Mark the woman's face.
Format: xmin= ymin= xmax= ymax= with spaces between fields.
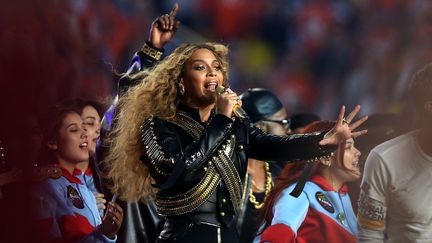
xmin=50 ymin=112 xmax=89 ymax=164
xmin=81 ymin=105 xmax=101 ymax=155
xmin=336 ymin=138 xmax=362 ymax=182
xmin=181 ymin=48 xmax=224 ymax=108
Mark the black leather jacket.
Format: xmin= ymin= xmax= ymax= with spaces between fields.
xmin=105 ymin=43 xmax=335 ymax=241
xmin=140 ymin=104 xmax=334 ymax=239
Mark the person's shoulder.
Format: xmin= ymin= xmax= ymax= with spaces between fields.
xmin=303 ymin=180 xmax=325 ymax=195
xmin=140 ymin=116 xmax=175 ymax=137
xmin=141 ymin=115 xmax=171 ymax=126
xmin=278 ymin=184 xmax=298 ymax=200
xmin=279 ymin=182 xmax=317 ymax=199
xmin=31 ymin=167 xmax=66 ymax=198
xmin=31 ymin=164 xmax=62 ymax=183
xmin=371 ymin=131 xmax=417 ymax=156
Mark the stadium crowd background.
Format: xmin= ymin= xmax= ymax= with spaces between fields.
xmin=3 ymin=0 xmax=432 ymax=117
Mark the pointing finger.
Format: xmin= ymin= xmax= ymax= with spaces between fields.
xmin=170 ymin=3 xmax=179 ymax=17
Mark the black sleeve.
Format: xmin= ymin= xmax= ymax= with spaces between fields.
xmin=248 ymin=127 xmax=337 ymax=162
xmin=118 ymin=41 xmax=165 ymax=96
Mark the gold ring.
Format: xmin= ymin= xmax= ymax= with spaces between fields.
xmin=342 ymin=118 xmax=349 ymax=125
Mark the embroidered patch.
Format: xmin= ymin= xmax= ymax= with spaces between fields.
xmin=315 ymin=191 xmax=335 ymax=213
xmin=67 ymin=185 xmax=84 ymax=209
xmin=357 ymin=191 xmax=386 ymax=229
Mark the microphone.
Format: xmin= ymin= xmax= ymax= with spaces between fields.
xmin=104 ymin=194 xmax=117 ymax=217
xmin=216 ymin=86 xmax=248 ymax=120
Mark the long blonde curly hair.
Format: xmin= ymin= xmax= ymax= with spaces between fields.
xmin=105 ymin=43 xmax=229 ymax=202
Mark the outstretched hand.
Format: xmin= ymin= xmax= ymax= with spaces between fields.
xmin=319 ymin=105 xmax=368 ymax=146
xmin=149 ymin=3 xmax=180 ymax=49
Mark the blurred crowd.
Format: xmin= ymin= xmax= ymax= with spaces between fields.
xmin=2 ymin=0 xmax=432 ymax=118
xmin=156 ymin=0 xmax=432 ymax=117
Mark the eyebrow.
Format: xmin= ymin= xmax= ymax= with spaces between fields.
xmin=82 ymin=116 xmax=97 ymax=121
xmin=190 ymin=59 xmax=219 ymax=64
xmin=66 ymin=123 xmax=79 ymax=128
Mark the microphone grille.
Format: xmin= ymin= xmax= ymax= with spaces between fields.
xmin=215 ymin=86 xmax=226 ymax=95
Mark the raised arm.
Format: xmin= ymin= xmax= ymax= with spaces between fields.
xmin=97 ymin=3 xmax=181 ymax=198
xmin=118 ymin=3 xmax=180 ymax=96
xmin=99 ymin=3 xmax=181 ymax=155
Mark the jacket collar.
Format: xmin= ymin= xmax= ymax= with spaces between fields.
xmin=75 ymin=167 xmax=93 ymax=176
xmin=177 ymin=103 xmax=215 ymax=124
xmin=84 ymin=167 xmax=92 ymax=176
xmin=60 ymin=166 xmax=83 ymax=184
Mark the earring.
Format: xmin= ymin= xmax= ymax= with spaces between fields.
xmin=178 ymin=83 xmax=185 ymax=95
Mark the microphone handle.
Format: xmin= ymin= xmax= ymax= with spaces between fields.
xmin=233 ymin=104 xmax=247 ymax=120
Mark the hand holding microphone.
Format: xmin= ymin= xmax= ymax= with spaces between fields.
xmin=215 ymin=86 xmax=247 ymax=120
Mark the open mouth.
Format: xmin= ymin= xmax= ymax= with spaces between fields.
xmin=204 ymin=81 xmax=218 ymax=92
xmin=79 ymin=142 xmax=88 ymax=148
xmin=352 ymin=160 xmax=359 ymax=168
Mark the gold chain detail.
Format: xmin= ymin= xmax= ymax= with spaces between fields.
xmin=211 ymin=136 xmax=242 ymax=213
xmin=154 ymin=111 xmax=242 ymax=214
xmin=141 ymin=43 xmax=163 ymax=60
xmin=170 ymin=111 xmax=204 ymax=138
xmin=249 ymin=162 xmax=273 ymax=209
xmin=155 ymin=165 xmax=221 ymax=216
xmin=141 ymin=117 xmax=174 ymax=176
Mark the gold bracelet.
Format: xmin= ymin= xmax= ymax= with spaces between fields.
xmin=141 ymin=43 xmax=163 ymax=61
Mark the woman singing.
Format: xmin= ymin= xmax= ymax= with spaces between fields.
xmin=105 ymin=29 xmax=367 ymax=242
